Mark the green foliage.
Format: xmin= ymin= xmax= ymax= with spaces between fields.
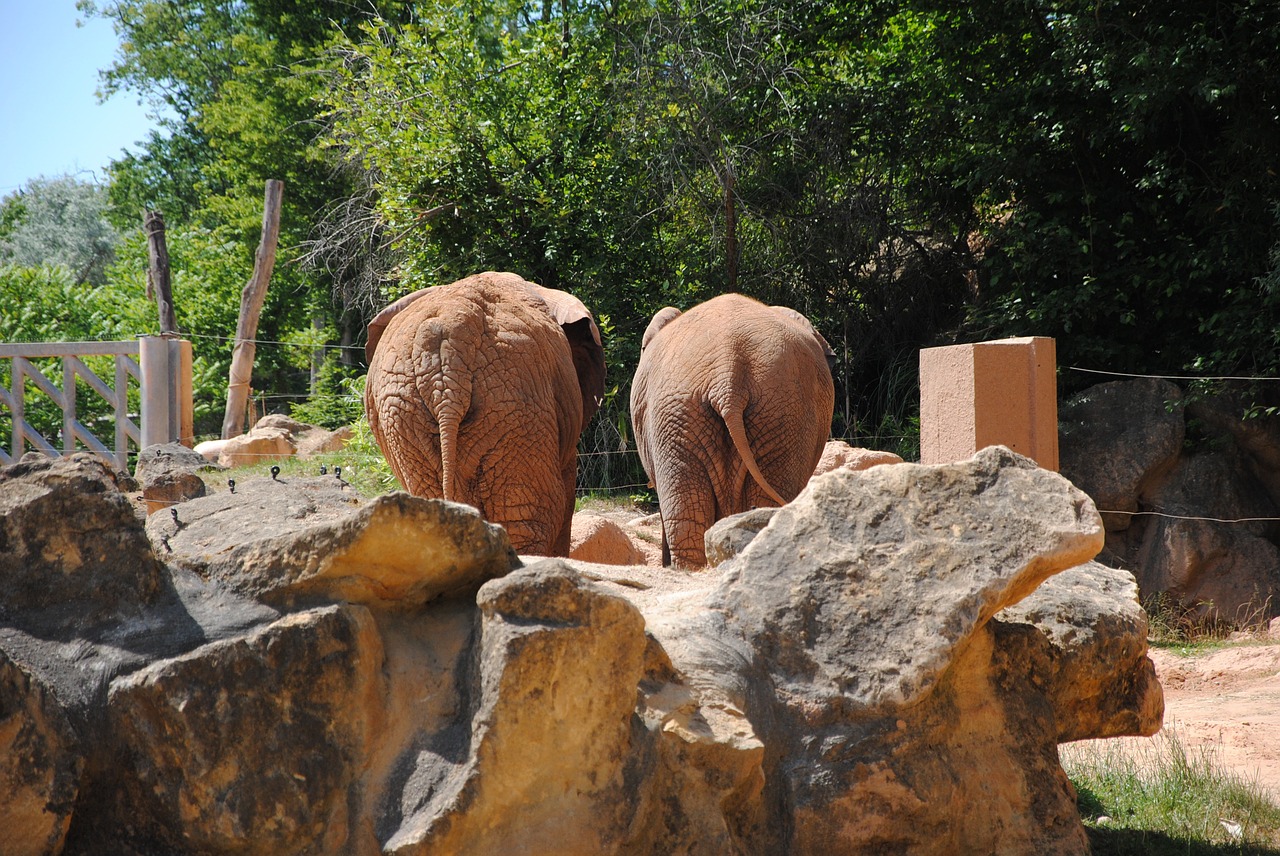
xmin=0 ymin=176 xmax=122 ymax=285
xmin=43 ymin=0 xmax=1280 ymax=493
xmin=0 ymin=264 xmax=153 ymax=442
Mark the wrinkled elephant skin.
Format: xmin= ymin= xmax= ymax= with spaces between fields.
xmin=365 ymin=272 xmax=605 ymax=557
xmin=630 ymin=293 xmax=835 ymax=567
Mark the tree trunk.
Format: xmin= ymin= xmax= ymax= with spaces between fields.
xmin=144 ymin=210 xmax=178 ymax=336
xmin=724 ymin=157 xmax=738 ymax=291
xmin=221 ymin=180 xmax=285 ymax=439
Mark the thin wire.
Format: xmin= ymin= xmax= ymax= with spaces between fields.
xmin=1067 ymin=366 xmax=1280 ymax=383
xmin=1095 ymin=508 xmax=1280 ymax=524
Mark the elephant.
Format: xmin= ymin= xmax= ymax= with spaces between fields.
xmin=364 ymin=271 xmax=605 ymax=556
xmin=630 ymin=293 xmax=835 ymax=568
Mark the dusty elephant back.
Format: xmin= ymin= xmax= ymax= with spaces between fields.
xmin=364 ymin=273 xmax=584 ymax=555
xmin=631 ymin=293 xmax=835 ymax=566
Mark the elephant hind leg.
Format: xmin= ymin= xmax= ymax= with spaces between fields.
xmin=657 ymin=470 xmax=718 ymax=569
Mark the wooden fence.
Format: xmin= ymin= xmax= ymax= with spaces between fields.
xmin=0 ymin=337 xmax=193 ymax=472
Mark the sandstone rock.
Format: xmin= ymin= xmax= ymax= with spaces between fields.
xmin=385 ymin=561 xmax=648 ymax=855
xmin=0 ymin=443 xmax=1157 ymax=855
xmin=0 ymin=650 xmax=81 ymax=856
xmin=997 ymin=560 xmax=1164 ymax=742
xmin=707 ymin=445 xmax=1105 ymax=854
xmin=704 ymin=507 xmax=777 ymax=568
xmin=570 ymin=512 xmax=652 ymax=565
xmin=148 ymin=480 xmax=518 ymax=609
xmin=1059 ymin=378 xmax=1184 ymax=530
xmin=253 ymin=413 xmax=312 ymax=434
xmin=106 ymin=604 xmax=385 ymax=855
xmin=718 ymin=445 xmax=1104 ymax=711
xmin=812 ymin=440 xmax=904 ymax=477
xmin=214 ymin=426 xmax=296 ymax=468
xmin=193 ymin=436 xmax=230 ymax=464
xmin=295 ymin=424 xmax=354 ymax=458
xmin=0 ymin=453 xmax=167 ymax=629
xmin=135 ymin=442 xmax=219 ymax=515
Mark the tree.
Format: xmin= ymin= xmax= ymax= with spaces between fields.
xmin=0 ymin=176 xmax=122 ymax=285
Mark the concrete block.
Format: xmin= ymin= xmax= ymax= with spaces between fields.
xmin=919 ymin=337 xmax=1058 ymax=470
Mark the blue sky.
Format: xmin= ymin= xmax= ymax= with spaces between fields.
xmin=0 ymin=2 xmax=170 ymax=195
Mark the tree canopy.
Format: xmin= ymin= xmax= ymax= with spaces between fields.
xmin=11 ymin=0 xmax=1279 ymax=457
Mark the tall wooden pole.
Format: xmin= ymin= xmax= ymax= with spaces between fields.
xmin=144 ymin=210 xmax=178 ymax=336
xmin=221 ymin=179 xmax=285 ymax=439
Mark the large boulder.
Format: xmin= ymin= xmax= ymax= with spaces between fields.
xmin=1061 ymin=378 xmax=1280 ymax=623
xmin=1059 ymin=378 xmax=1184 ymax=531
xmin=0 ymin=453 xmax=167 ymax=630
xmin=147 ymin=478 xmax=518 ymax=609
xmin=134 ymin=442 xmax=219 ymax=515
xmin=104 ymin=604 xmax=385 ymax=855
xmin=0 ymin=446 xmax=1158 ymax=855
xmin=0 ymin=650 xmax=82 ymax=856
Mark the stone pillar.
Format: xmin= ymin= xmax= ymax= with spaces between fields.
xmin=919 ymin=336 xmax=1058 ymax=471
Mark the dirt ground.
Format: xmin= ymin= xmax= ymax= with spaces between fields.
xmin=1065 ymin=642 xmax=1280 ymax=799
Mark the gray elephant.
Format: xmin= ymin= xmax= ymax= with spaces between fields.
xmin=364 ymin=271 xmax=605 ymax=556
xmin=630 ymin=293 xmax=835 ymax=567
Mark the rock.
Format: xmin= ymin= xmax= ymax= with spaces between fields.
xmin=997 ymin=561 xmax=1164 ymax=742
xmin=253 ymin=413 xmax=312 ymax=434
xmin=194 ymin=418 xmax=353 ymax=469
xmin=148 ymin=480 xmax=518 ymax=609
xmin=0 ymin=443 xmax=1156 ymax=855
xmin=192 ymin=436 xmax=231 ymax=464
xmin=214 ymin=426 xmax=296 ymax=468
xmin=1131 ymin=451 xmax=1280 ymax=622
xmin=704 ymin=507 xmax=778 ymax=568
xmin=135 ymin=442 xmax=219 ymax=515
xmin=385 ymin=561 xmax=648 ymax=854
xmin=718 ymin=445 xmax=1104 ymax=710
xmin=707 ymin=445 xmax=1105 ymax=854
xmin=0 ymin=650 xmax=81 ymax=856
xmin=569 ymin=512 xmax=652 ymax=565
xmin=0 ymin=453 xmax=167 ymax=629
xmin=295 ymin=424 xmax=354 ymax=458
xmin=812 ymin=440 xmax=904 ymax=477
xmin=105 ymin=604 xmax=385 ymax=855
xmin=1059 ymin=378 xmax=1184 ymax=530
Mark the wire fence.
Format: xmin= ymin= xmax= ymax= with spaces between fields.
xmin=8 ymin=330 xmax=1280 ymax=518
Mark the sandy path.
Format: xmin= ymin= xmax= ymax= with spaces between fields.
xmin=1064 ymin=643 xmax=1280 ymax=798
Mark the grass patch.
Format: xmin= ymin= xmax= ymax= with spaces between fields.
xmin=198 ymin=419 xmax=401 ymax=499
xmin=1144 ymin=591 xmax=1278 ymax=657
xmin=1064 ymin=728 xmax=1280 ymax=855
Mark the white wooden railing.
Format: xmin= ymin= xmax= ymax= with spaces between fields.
xmin=0 ymin=337 xmax=193 ymax=471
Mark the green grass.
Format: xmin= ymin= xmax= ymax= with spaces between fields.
xmin=197 ymin=419 xmax=400 ymax=499
xmin=1065 ymin=728 xmax=1280 ymax=855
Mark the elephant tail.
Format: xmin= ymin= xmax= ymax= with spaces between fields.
xmin=718 ymin=399 xmax=788 ymax=507
xmin=436 ymin=404 xmax=463 ymax=502
xmin=426 ymin=329 xmax=472 ymax=504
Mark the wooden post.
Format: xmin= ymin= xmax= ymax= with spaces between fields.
xmin=221 ymin=179 xmax=284 ymax=439
xmin=144 ymin=211 xmax=178 ymax=336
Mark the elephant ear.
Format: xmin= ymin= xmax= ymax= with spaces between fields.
xmin=524 ymin=283 xmax=607 ymax=427
xmin=641 ymin=306 xmax=682 ymax=351
xmin=365 ymin=288 xmax=433 ymax=363
xmin=772 ymin=305 xmax=836 ymax=370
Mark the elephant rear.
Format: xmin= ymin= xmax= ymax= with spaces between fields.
xmin=365 ymin=273 xmax=597 ymax=556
